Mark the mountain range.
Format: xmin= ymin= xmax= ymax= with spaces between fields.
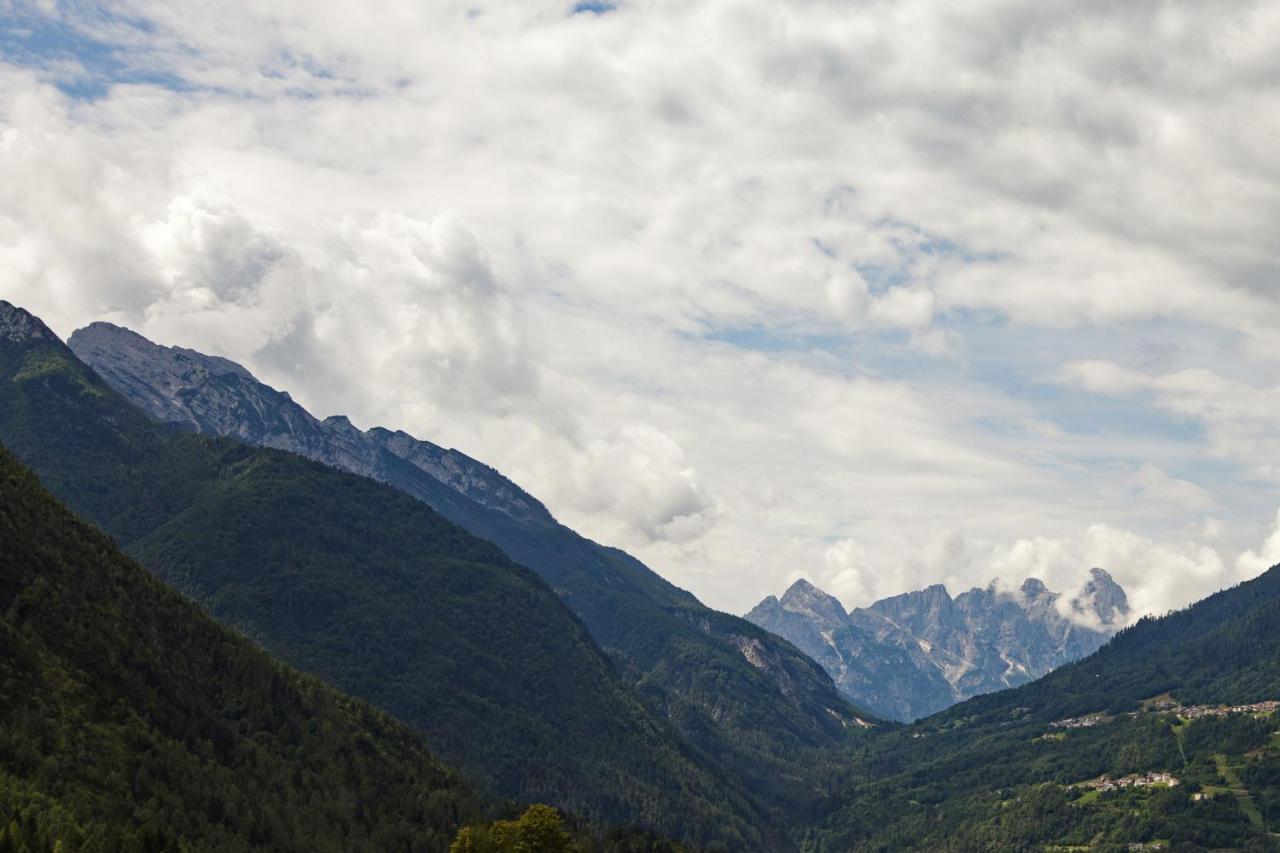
xmin=747 ymin=572 xmax=1130 ymax=721
xmin=65 ymin=320 xmax=867 ymax=825
xmin=0 ymin=301 xmax=767 ymax=848
xmin=3 ymin=298 xmax=1279 ymax=851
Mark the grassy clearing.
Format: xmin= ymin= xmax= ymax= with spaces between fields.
xmin=1214 ymin=754 xmax=1265 ymax=831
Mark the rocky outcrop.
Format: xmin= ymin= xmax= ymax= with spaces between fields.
xmin=68 ymin=322 xmax=552 ymax=529
xmin=0 ymin=300 xmax=61 ymax=345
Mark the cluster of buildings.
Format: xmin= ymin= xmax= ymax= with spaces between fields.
xmin=1049 ymin=713 xmax=1106 ymax=729
xmin=1082 ymin=772 xmax=1179 ymax=792
xmin=1050 ymin=699 xmax=1280 ymax=731
xmin=1175 ymin=699 xmax=1280 ymax=720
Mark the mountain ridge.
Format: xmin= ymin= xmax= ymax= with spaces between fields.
xmin=0 ymin=300 xmax=766 ymax=848
xmin=66 ymin=316 xmax=870 ymax=823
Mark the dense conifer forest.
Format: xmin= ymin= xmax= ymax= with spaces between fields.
xmin=0 ymin=443 xmax=481 ymax=851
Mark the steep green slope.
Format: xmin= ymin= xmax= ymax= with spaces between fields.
xmin=66 ymin=320 xmax=869 ymax=822
xmin=0 ymin=442 xmax=479 ymax=851
xmin=460 ymin=518 xmax=867 ymax=814
xmin=802 ymin=567 xmax=1280 ymax=851
xmin=0 ymin=303 xmax=762 ymax=849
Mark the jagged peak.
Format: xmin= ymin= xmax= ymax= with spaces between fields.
xmin=784 ymin=578 xmax=820 ymax=595
xmin=1077 ymin=566 xmax=1130 ymax=625
xmin=744 ymin=594 xmax=782 ymax=618
xmin=0 ymin=300 xmax=61 ymax=346
xmin=72 ymin=320 xmax=149 ymax=344
xmin=324 ymin=414 xmax=357 ymax=430
xmin=1020 ymin=577 xmax=1050 ymax=597
xmin=922 ymin=582 xmax=951 ymax=599
xmin=779 ymin=578 xmax=848 ymax=623
xmin=70 ymin=322 xmax=253 ymax=381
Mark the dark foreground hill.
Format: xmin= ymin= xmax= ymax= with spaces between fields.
xmin=66 ymin=319 xmax=869 ymax=820
xmin=0 ymin=442 xmax=480 ymax=851
xmin=801 ymin=565 xmax=1280 ymax=851
xmin=0 ymin=302 xmax=762 ymax=849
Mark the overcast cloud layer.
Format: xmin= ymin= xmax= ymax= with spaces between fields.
xmin=3 ymin=0 xmax=1280 ymax=617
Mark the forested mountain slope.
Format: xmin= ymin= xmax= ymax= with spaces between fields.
xmin=801 ymin=565 xmax=1280 ymax=851
xmin=0 ymin=442 xmax=479 ymax=851
xmin=0 ymin=301 xmax=763 ymax=849
xmin=67 ymin=320 xmax=868 ymax=818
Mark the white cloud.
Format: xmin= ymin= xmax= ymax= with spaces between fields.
xmin=3 ymin=0 xmax=1280 ymax=614
xmin=811 ymin=520 xmax=1269 ymax=624
xmin=1134 ymin=464 xmax=1214 ymax=511
xmin=1059 ymin=360 xmax=1280 ymax=482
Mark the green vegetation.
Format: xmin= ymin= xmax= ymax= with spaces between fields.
xmin=0 ymin=311 xmax=761 ymax=848
xmin=451 ymin=805 xmax=579 ymax=853
xmin=0 ymin=442 xmax=480 ymax=850
xmin=457 ymin=509 xmax=868 ymax=823
xmin=448 ymin=805 xmax=693 ymax=853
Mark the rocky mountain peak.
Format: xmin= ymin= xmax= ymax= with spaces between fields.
xmin=1020 ymin=577 xmax=1051 ymax=599
xmin=1075 ymin=567 xmax=1130 ymax=627
xmin=70 ymin=322 xmax=253 ymax=381
xmin=69 ymin=322 xmax=562 ymax=530
xmin=323 ymin=414 xmax=358 ymax=432
xmin=779 ymin=579 xmax=848 ymax=627
xmin=73 ymin=321 xmax=150 ymax=349
xmin=0 ymin=301 xmax=61 ymax=345
xmin=921 ymin=582 xmax=952 ymax=603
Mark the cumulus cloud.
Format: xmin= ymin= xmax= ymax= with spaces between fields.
xmin=3 ymin=0 xmax=1280 ymax=613
xmin=552 ymin=424 xmax=717 ymax=545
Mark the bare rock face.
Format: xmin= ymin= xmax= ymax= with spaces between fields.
xmin=747 ymin=571 xmax=1130 ymax=722
xmin=68 ymin=322 xmax=555 ymax=529
xmin=0 ymin=300 xmax=61 ymax=345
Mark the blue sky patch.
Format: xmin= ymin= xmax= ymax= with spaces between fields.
xmin=570 ymin=1 xmax=618 ymax=15
xmin=0 ymin=9 xmax=188 ymax=100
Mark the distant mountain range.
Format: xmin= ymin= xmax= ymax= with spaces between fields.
xmin=747 ymin=570 xmax=1130 ymax=721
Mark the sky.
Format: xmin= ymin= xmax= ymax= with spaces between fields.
xmin=2 ymin=0 xmax=1280 ymax=619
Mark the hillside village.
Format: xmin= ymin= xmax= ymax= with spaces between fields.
xmin=1050 ymin=699 xmax=1280 ymax=732
xmin=1082 ymin=772 xmax=1179 ymax=792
